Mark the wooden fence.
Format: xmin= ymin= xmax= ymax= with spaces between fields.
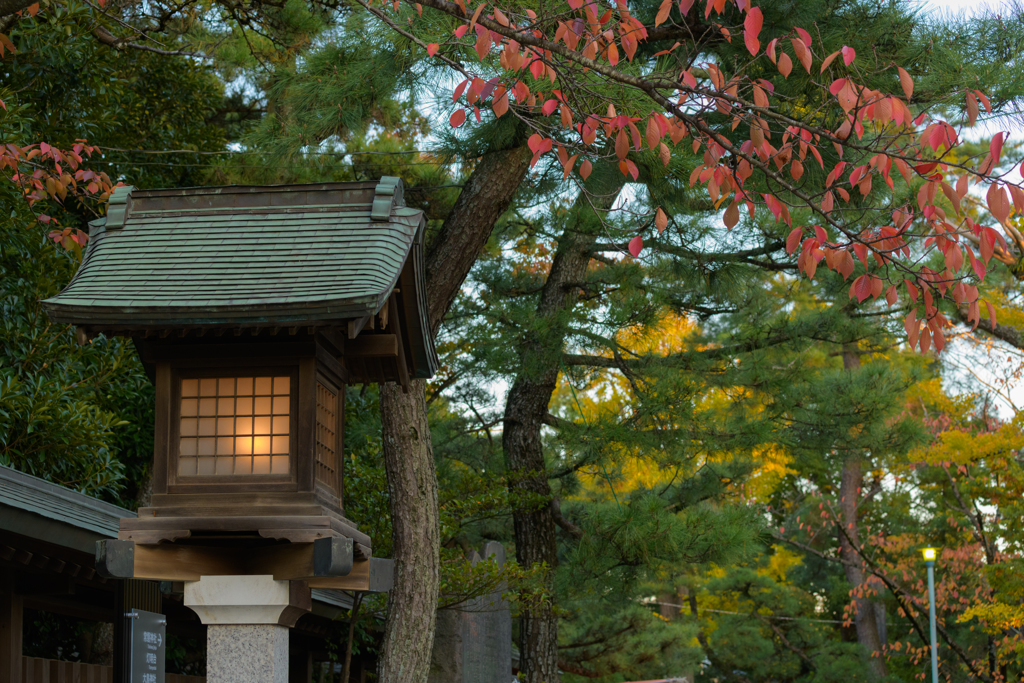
xmin=21 ymin=657 xmax=206 ymax=683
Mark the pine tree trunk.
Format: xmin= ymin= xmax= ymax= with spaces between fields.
xmin=839 ymin=348 xmax=887 ymax=678
xmin=377 ymin=144 xmax=531 ymax=683
xmin=379 ymin=379 xmax=440 ymax=683
xmin=503 ymin=231 xmax=593 ymax=683
xmin=502 ymin=180 xmax=623 ymax=683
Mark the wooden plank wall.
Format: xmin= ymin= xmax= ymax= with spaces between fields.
xmin=21 ymin=657 xmax=206 ymax=683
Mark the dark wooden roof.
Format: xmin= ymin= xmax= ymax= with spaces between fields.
xmin=41 ymin=177 xmax=437 ymax=379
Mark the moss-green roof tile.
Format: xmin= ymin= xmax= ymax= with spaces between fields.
xmin=42 ymin=179 xmax=426 ymax=328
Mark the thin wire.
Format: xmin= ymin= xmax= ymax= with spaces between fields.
xmin=98 ymin=146 xmax=440 ymax=157
xmin=559 ymin=359 xmax=622 ymax=511
xmin=653 ymin=601 xmax=845 ymax=624
xmin=84 ymin=160 xmax=448 ymax=169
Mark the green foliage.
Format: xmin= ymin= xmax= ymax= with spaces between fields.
xmin=0 ymin=222 xmax=152 ymax=502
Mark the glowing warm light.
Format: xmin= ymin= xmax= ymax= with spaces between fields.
xmin=921 ymin=547 xmax=938 ymax=561
xmin=178 ymin=376 xmax=290 ymax=477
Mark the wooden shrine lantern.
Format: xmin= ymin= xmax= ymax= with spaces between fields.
xmin=42 ymin=178 xmax=437 ymax=592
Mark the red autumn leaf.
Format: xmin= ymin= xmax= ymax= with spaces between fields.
xmin=967 ymin=246 xmax=986 ymax=281
xmin=450 ymin=109 xmax=467 ymax=127
xmin=427 ymin=43 xmax=439 ymax=56
xmin=966 ymin=91 xmax=978 ymax=126
xmin=898 ymin=67 xmax=913 ymax=100
xmin=987 ymin=183 xmax=1011 ymax=226
xmin=985 ymin=300 xmax=998 ymax=328
xmin=615 ymin=129 xmax=629 ymax=161
xmin=849 ymin=274 xmax=872 ymax=302
xmin=819 ymin=50 xmax=840 ymax=73
xmin=580 ymin=159 xmax=593 ymax=180
xmin=724 ymin=201 xmax=739 ymax=229
xmin=655 ymin=207 xmax=668 ymax=234
xmin=654 ymin=0 xmax=672 ymax=27
xmin=795 ymin=26 xmax=812 ymax=46
xmin=976 ymin=89 xmax=992 ymax=113
xmin=786 ymin=227 xmax=803 ymax=254
xmin=841 ymin=45 xmax=855 ymax=65
xmin=454 ymin=24 xmax=469 ymax=38
xmin=791 ymin=37 xmax=812 ymax=73
xmin=990 ymin=131 xmax=1004 ymax=168
xmin=778 ymin=52 xmax=793 ymax=78
xmin=646 ymin=117 xmax=661 ymax=150
xmin=743 ymin=7 xmax=762 ymax=56
xmin=619 ymin=159 xmax=639 ymax=180
xmin=836 ymin=249 xmax=854 ymax=280
xmin=493 ymin=90 xmax=509 ymax=117
xmin=905 ymin=309 xmax=919 ymax=348
xmin=628 ymin=234 xmax=643 ymax=257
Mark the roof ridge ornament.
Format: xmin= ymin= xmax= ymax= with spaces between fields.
xmin=106 ymin=185 xmax=136 ymax=230
xmin=370 ymin=176 xmax=404 ymax=222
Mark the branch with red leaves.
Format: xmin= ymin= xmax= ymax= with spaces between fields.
xmin=1 ymin=141 xmax=118 ymax=254
xmin=362 ymin=0 xmax=1022 ymax=357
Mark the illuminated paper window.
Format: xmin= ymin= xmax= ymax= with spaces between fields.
xmin=178 ymin=376 xmax=290 ymax=477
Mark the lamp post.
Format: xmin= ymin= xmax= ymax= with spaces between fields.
xmin=922 ymin=547 xmax=940 ymax=683
xmin=44 ymin=179 xmax=439 ymax=683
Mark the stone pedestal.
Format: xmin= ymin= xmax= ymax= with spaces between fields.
xmin=184 ymin=575 xmax=310 ymax=683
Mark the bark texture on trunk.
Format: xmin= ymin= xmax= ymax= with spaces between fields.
xmin=839 ymin=348 xmax=887 ymax=679
xmin=424 ymin=145 xmax=533 ymax=338
xmin=379 ymin=379 xmax=439 ymax=683
xmin=377 ymin=144 xmax=531 ymax=683
xmin=503 ymin=182 xmax=622 ymax=683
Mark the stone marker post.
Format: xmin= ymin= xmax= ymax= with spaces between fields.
xmin=429 ymin=541 xmax=512 ymax=683
xmin=184 ymin=575 xmax=310 ymax=683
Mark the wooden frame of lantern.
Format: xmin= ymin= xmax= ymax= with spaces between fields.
xmin=43 ymin=178 xmax=437 ymax=591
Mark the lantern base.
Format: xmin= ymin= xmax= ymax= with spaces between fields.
xmin=185 ymin=575 xmax=308 ymax=683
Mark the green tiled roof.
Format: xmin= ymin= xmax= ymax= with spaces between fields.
xmin=42 ymin=178 xmax=425 ymax=328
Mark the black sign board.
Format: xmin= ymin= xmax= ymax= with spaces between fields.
xmin=126 ymin=608 xmax=166 ymax=683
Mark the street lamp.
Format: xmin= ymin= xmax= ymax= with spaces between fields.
xmin=921 ymin=547 xmax=940 ymax=683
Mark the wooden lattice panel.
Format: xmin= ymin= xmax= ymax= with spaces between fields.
xmin=316 ymin=382 xmax=338 ymax=492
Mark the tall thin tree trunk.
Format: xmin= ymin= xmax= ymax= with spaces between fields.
xmin=839 ymin=348 xmax=887 ymax=678
xmin=503 ymin=180 xmax=624 ymax=683
xmin=502 ymin=232 xmax=592 ymax=683
xmin=379 ymin=379 xmax=439 ymax=683
xmin=377 ymin=145 xmax=531 ymax=683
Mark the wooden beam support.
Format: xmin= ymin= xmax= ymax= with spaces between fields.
xmin=345 ymin=334 xmax=398 ymax=358
xmin=347 ymin=315 xmax=370 ymax=339
xmin=306 ymin=558 xmax=394 ymax=593
xmin=387 ymin=295 xmax=411 ymax=392
xmin=96 ymin=538 xmax=356 ymax=582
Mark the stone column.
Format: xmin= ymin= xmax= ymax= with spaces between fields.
xmin=184 ymin=575 xmax=310 ymax=683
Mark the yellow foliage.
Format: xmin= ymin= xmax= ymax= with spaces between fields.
xmin=912 ymin=413 xmax=1024 ymax=467
xmin=745 ymin=444 xmax=796 ymax=500
xmin=959 ymin=602 xmax=1024 ymax=632
xmin=762 ymin=546 xmax=803 ymax=583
